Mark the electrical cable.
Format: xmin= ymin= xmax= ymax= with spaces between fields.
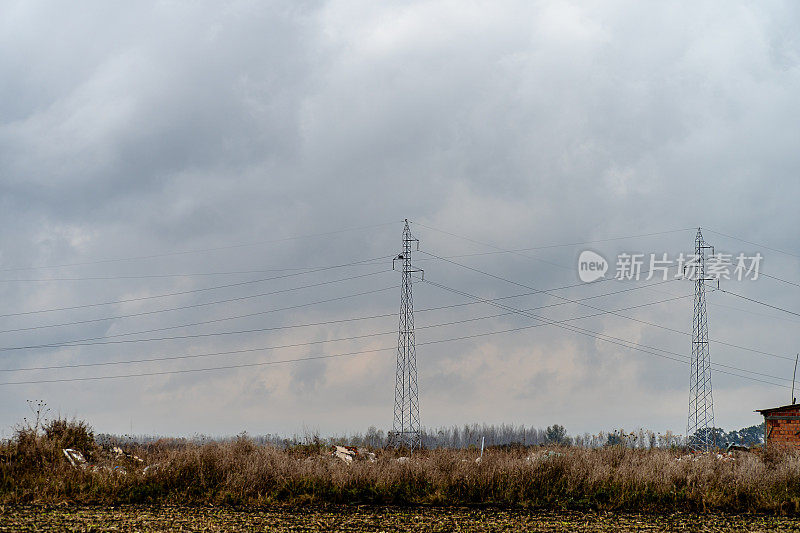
xmin=718 ymin=288 xmax=800 ymax=319
xmin=0 ymin=261 xmax=387 ymax=282
xmin=761 ymin=272 xmax=800 ymax=290
xmin=0 ymin=221 xmax=399 ymax=273
xmin=2 ymin=291 xmax=690 ymax=372
xmin=0 ymin=255 xmax=390 ymax=319
xmin=0 ymin=286 xmax=396 ymax=353
xmin=0 ymin=269 xmax=390 ymax=335
xmin=415 ymin=222 xmax=693 ymax=253
xmin=0 ymin=275 xmax=673 ymax=352
xmin=421 ymin=245 xmax=800 ymax=364
xmin=0 ymin=289 xmax=787 ymax=387
xmin=0 ymin=223 xmax=790 ymax=389
xmin=704 ymin=228 xmax=800 ymax=260
xmin=422 ymin=278 xmax=789 ymax=386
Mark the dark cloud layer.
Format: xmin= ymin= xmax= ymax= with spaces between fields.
xmin=1 ymin=1 xmax=799 ymax=439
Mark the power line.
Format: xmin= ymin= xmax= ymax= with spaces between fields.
xmin=0 ymin=346 xmax=399 ymax=385
xmin=412 ymin=222 xmax=702 ymax=314
xmin=422 ymin=278 xmax=789 ymax=386
xmin=0 ymin=286 xmax=396 ymax=353
xmin=0 ymin=262 xmax=387 ymax=282
xmin=0 ymin=255 xmax=390 ymax=319
xmin=0 ymin=225 xmax=691 ymax=322
xmin=9 ymin=249 xmax=782 ymax=369
xmin=0 ymin=269 xmax=391 ymax=335
xmin=422 ymin=249 xmax=800 ymax=365
xmin=1 ymin=297 xmax=787 ymax=387
xmin=4 ymin=321 xmax=397 ymax=371
xmin=0 ymin=271 xmax=673 ymax=353
xmin=704 ymin=228 xmax=800 ymax=261
xmin=708 ymin=300 xmax=800 ymax=325
xmin=420 ymin=249 xmax=687 ymax=336
xmin=413 ymin=222 xmax=692 ymax=273
xmin=415 ymin=223 xmax=774 ymax=330
xmin=412 ymin=223 xmax=565 ymax=270
xmin=417 ymin=220 xmax=800 ymax=322
xmin=11 ymin=330 xmax=401 ymax=372
xmin=0 ymin=237 xmax=654 ymax=323
xmin=761 ymin=272 xmax=800 ymax=290
xmin=0 ymin=237 xmax=633 ymax=324
xmin=7 ymin=295 xmax=680 ymax=373
xmin=0 ymin=223 xmax=790 ymax=389
xmin=417 ymin=292 xmax=692 ymax=332
xmin=0 ymin=277 xmax=684 ymax=369
xmin=424 ymin=314 xmax=788 ymax=386
xmin=0 ymin=249 xmax=647 ymax=333
xmin=718 ymin=288 xmax=800 ymax=319
xmin=414 ymin=222 xmax=693 ymax=253
xmin=410 ymin=222 xmax=800 ymax=327
xmin=0 ymin=225 xmax=693 ymax=282
xmin=0 ymin=221 xmax=399 ymax=273
xmin=0 ymin=285 xmax=787 ymax=386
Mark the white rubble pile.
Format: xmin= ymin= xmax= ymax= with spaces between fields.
xmin=330 ymin=445 xmax=377 ymax=464
xmin=62 ymin=446 xmax=149 ymax=475
xmin=62 ymin=448 xmax=87 ymax=468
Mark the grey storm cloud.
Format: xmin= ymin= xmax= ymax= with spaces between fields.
xmin=0 ymin=0 xmax=799 ymax=439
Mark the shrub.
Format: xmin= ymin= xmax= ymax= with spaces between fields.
xmin=43 ymin=418 xmax=97 ymax=459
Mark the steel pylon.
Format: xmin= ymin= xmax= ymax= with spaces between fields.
xmin=389 ymin=220 xmax=423 ymax=451
xmin=687 ymin=227 xmax=715 ymax=451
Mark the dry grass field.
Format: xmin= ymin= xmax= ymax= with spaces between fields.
xmin=6 ymin=418 xmax=800 ymax=530
xmin=4 ymin=419 xmax=800 ymax=512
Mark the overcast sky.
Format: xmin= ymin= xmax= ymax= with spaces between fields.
xmin=1 ymin=1 xmax=799 ymax=439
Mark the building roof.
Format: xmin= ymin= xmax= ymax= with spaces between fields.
xmin=756 ymin=403 xmax=800 ymax=415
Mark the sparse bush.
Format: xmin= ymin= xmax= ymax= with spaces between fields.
xmin=43 ymin=418 xmax=96 ymax=458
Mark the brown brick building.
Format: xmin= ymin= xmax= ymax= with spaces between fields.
xmin=757 ymin=404 xmax=800 ymax=448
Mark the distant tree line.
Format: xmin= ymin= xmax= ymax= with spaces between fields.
xmin=98 ymin=423 xmax=763 ymax=450
xmin=689 ymin=425 xmax=763 ymax=448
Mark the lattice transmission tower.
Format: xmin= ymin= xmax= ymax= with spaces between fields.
xmin=687 ymin=227 xmax=715 ymax=451
xmin=389 ymin=219 xmax=423 ymax=451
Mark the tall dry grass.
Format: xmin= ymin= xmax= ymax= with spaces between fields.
xmin=3 ymin=420 xmax=800 ymax=513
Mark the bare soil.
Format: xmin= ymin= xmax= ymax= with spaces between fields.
xmin=3 ymin=505 xmax=800 ymax=532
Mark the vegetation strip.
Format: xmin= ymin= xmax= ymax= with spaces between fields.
xmin=3 ymin=416 xmax=800 ymax=514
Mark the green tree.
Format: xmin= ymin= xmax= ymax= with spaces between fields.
xmin=545 ymin=424 xmax=569 ymax=445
